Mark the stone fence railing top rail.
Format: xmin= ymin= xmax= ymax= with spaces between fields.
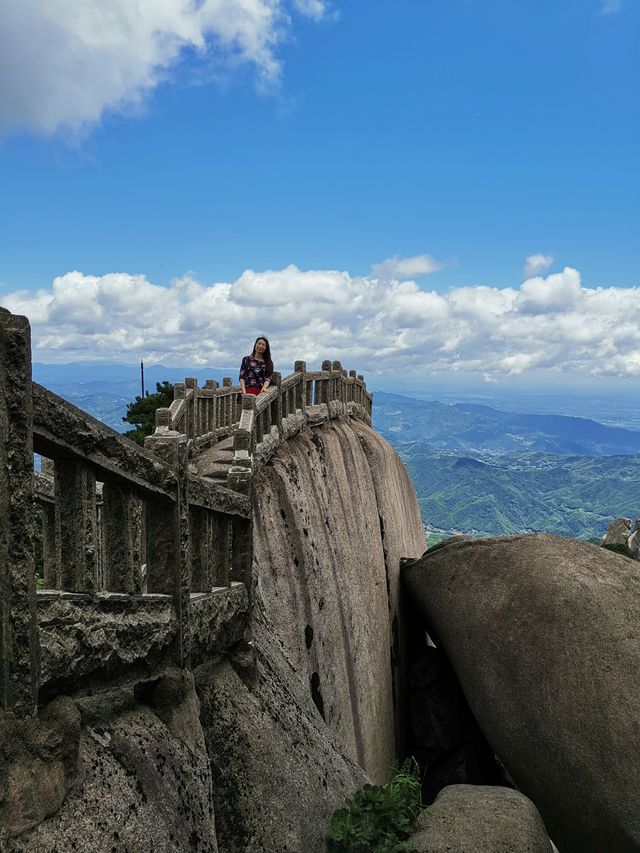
xmin=154 ymin=376 xmax=242 ymax=450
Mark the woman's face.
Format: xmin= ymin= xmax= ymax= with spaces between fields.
xmin=255 ymin=338 xmax=267 ymax=355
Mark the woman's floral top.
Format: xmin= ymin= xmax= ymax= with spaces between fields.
xmin=239 ymin=355 xmax=272 ymax=390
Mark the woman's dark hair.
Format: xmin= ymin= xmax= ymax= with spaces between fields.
xmin=252 ymin=336 xmax=273 ymax=377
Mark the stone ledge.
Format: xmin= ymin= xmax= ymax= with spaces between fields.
xmin=37 ymin=585 xmax=249 ymax=700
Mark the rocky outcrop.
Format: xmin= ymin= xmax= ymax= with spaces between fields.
xmin=7 ymin=670 xmax=217 ymax=853
xmin=408 ymin=785 xmax=553 ymax=853
xmin=0 ymin=696 xmax=80 ymax=837
xmin=403 ymin=534 xmax=640 ymax=853
xmin=252 ymin=417 xmax=425 ymax=783
xmin=603 ymin=516 xmax=640 ymax=557
xmin=195 ymin=604 xmax=366 ymax=853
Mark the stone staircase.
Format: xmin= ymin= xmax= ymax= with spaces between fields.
xmin=196 ymin=435 xmax=236 ymax=482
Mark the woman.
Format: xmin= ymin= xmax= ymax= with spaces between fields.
xmin=239 ymin=336 xmax=274 ymax=396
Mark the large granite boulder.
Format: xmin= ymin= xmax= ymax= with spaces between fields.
xmin=253 ymin=418 xmax=424 ymax=782
xmin=408 ymin=785 xmax=553 ymax=852
xmin=402 ymin=533 xmax=640 ymax=853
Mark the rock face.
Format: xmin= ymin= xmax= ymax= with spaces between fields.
xmin=403 ymin=534 xmax=640 ymax=853
xmin=408 ymin=785 xmax=553 ymax=853
xmin=195 ymin=604 xmax=366 ymax=853
xmin=7 ymin=670 xmax=218 ymax=853
xmin=0 ymin=696 xmax=80 ymax=836
xmin=252 ymin=417 xmax=425 ymax=782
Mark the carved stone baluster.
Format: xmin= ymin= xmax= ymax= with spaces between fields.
xmin=204 ymin=380 xmax=218 ymax=438
xmin=231 ymin=516 xmax=252 ymax=587
xmin=191 ymin=506 xmax=213 ymax=592
xmin=349 ymin=369 xmax=357 ymax=404
xmin=222 ymin=378 xmax=232 ymax=431
xmin=41 ymin=501 xmax=57 ymax=588
xmin=102 ymin=481 xmax=143 ymax=594
xmin=321 ymin=360 xmax=332 ymax=404
xmin=271 ymin=372 xmax=282 ymax=433
xmin=54 ymin=459 xmax=97 ymax=593
xmin=294 ymin=361 xmax=307 ymax=416
xmin=212 ymin=512 xmax=231 ymax=587
xmin=185 ymin=378 xmax=197 ymax=440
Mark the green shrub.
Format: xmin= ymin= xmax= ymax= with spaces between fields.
xmin=327 ymin=760 xmax=422 ymax=852
xmin=123 ymin=380 xmax=174 ymax=445
xmin=602 ymin=542 xmax=633 ymax=557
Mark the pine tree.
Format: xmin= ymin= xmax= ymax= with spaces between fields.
xmin=122 ymin=380 xmax=174 ymax=445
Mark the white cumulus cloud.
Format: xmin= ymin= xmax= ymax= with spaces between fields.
xmin=371 ymin=254 xmax=445 ymax=281
xmin=0 ymin=0 xmax=328 ymax=138
xmin=523 ymin=253 xmax=554 ymax=277
xmin=2 ymin=262 xmax=640 ymax=380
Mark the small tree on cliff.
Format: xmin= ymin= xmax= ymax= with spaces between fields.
xmin=123 ymin=380 xmax=174 ymax=445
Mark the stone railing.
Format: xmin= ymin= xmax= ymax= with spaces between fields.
xmin=155 ymin=376 xmax=242 ymax=450
xmin=229 ymin=359 xmax=372 ymax=488
xmin=0 ymin=309 xmax=250 ymax=717
xmin=149 ymin=358 xmax=373 ymax=491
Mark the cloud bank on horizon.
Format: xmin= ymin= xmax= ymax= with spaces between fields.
xmin=0 ymin=0 xmax=332 ymax=137
xmin=3 ymin=257 xmax=639 ymax=380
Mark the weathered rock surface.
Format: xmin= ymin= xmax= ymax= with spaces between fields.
xmin=408 ymin=785 xmax=553 ymax=853
xmin=602 ymin=516 xmax=632 ymax=546
xmin=0 ymin=696 xmax=81 ymax=837
xmin=407 ymin=645 xmax=502 ymax=804
xmin=253 ymin=417 xmax=424 ymax=783
xmin=403 ymin=533 xmax=640 ymax=853
xmin=7 ymin=670 xmax=217 ymax=852
xmin=195 ymin=603 xmax=366 ymax=853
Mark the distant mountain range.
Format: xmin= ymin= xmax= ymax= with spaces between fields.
xmin=372 ymin=391 xmax=640 ymax=456
xmin=33 ymin=361 xmax=236 ymax=432
xmin=372 ymin=391 xmax=640 ymax=540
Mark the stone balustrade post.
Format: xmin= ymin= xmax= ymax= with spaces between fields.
xmin=332 ymin=361 xmax=342 ymax=409
xmin=102 ymin=481 xmax=144 ymax=594
xmin=349 ymin=370 xmax=357 ymax=404
xmin=231 ymin=516 xmax=253 ymax=588
xmin=357 ymin=375 xmax=364 ymax=406
xmin=271 ymin=371 xmax=282 ymax=432
xmin=294 ymin=361 xmax=307 ymax=416
xmin=41 ymin=501 xmax=57 ymax=588
xmin=185 ymin=377 xmax=197 ymax=440
xmin=222 ymin=377 xmax=233 ymax=430
xmin=0 ymin=309 xmax=40 ymax=716
xmin=145 ymin=434 xmax=191 ymax=667
xmin=155 ymin=407 xmax=171 ymax=430
xmin=204 ymin=379 xmax=218 ymax=439
xmin=54 ymin=459 xmax=98 ymax=593
xmin=212 ymin=513 xmax=231 ymax=586
xmin=190 ymin=507 xmax=213 ymax=592
xmin=320 ymin=360 xmax=332 ymax=404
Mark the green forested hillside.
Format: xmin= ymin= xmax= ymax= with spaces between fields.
xmin=396 ymin=444 xmax=640 ymax=539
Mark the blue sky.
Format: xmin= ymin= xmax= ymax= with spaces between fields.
xmin=0 ymin=0 xmax=639 ymax=387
